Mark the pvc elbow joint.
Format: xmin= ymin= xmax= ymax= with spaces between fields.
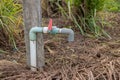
xmin=29 ymin=27 xmax=43 ymax=41
xmin=60 ymin=28 xmax=74 ymax=42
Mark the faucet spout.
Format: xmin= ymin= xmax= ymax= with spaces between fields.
xmin=60 ymin=28 xmax=74 ymax=42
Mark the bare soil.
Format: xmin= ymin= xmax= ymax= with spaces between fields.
xmin=0 ymin=13 xmax=120 ymax=80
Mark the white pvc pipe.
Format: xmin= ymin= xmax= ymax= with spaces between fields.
xmin=30 ymin=41 xmax=37 ymax=71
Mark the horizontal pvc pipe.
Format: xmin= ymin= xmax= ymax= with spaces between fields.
xmin=29 ymin=27 xmax=74 ymax=42
xmin=48 ymin=27 xmax=74 ymax=41
xmin=30 ymin=41 xmax=37 ymax=71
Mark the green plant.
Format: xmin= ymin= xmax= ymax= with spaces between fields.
xmin=104 ymin=0 xmax=120 ymax=12
xmin=55 ymin=0 xmax=111 ymax=38
xmin=0 ymin=0 xmax=22 ymax=50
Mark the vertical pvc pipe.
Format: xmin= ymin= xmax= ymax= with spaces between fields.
xmin=30 ymin=41 xmax=37 ymax=71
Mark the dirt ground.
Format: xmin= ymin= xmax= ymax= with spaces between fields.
xmin=0 ymin=13 xmax=120 ymax=80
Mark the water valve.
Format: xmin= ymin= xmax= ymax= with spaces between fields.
xmin=48 ymin=19 xmax=52 ymax=32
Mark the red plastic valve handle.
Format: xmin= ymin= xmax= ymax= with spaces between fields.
xmin=48 ymin=19 xmax=52 ymax=31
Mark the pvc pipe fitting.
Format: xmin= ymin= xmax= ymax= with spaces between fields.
xmin=29 ymin=27 xmax=43 ymax=41
xmin=60 ymin=28 xmax=74 ymax=42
